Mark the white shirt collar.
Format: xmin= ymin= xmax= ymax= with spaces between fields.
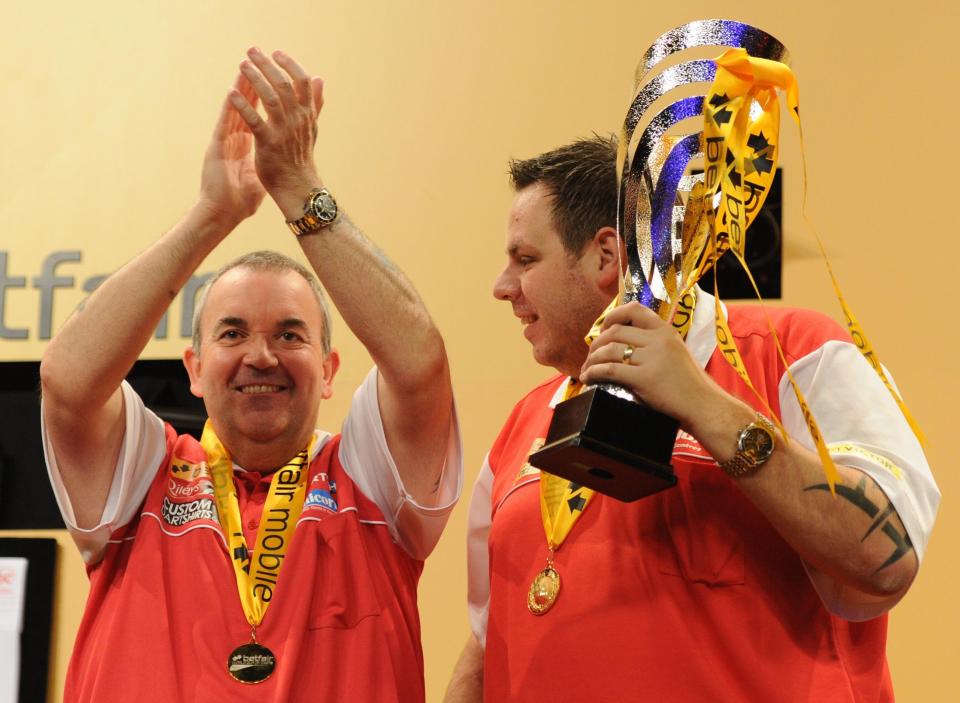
xmin=231 ymin=429 xmax=332 ymax=472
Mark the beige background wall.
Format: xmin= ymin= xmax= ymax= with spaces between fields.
xmin=2 ymin=1 xmax=956 ymax=700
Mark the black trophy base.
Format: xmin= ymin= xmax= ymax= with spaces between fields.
xmin=528 ymin=386 xmax=679 ymax=502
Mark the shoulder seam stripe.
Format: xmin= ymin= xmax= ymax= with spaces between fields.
xmin=494 ymin=476 xmax=539 ymax=513
xmin=105 ymin=535 xmax=138 ymax=545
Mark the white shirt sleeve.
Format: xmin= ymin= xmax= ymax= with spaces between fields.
xmin=466 ymin=459 xmax=494 ymax=647
xmin=339 ymin=367 xmax=463 ymax=560
xmin=42 ymin=380 xmax=167 ymax=564
xmin=779 ymin=340 xmax=940 ymax=621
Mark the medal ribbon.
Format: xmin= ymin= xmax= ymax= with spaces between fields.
xmin=539 ymin=379 xmax=596 ymax=552
xmin=693 ymin=48 xmax=925 ymax=493
xmin=540 ymin=289 xmax=698 ymax=550
xmin=202 ymin=421 xmax=314 ymax=630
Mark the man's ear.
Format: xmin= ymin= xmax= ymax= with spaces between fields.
xmin=595 ymin=226 xmax=621 ymax=290
xmin=319 ymin=349 xmax=341 ymax=400
xmin=183 ymin=347 xmax=204 ymax=399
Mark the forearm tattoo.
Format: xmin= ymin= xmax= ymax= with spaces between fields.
xmin=373 ymin=242 xmax=403 ymax=280
xmin=804 ymin=475 xmax=914 ymax=573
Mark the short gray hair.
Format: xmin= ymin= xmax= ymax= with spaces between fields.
xmin=191 ymin=250 xmax=333 ymax=355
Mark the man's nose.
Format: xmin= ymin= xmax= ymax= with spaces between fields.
xmin=493 ymin=266 xmax=518 ymax=301
xmin=243 ymin=335 xmax=279 ymax=369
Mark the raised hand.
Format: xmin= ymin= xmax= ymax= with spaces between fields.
xmin=198 ymin=72 xmax=267 ymax=228
xmin=228 ymin=47 xmax=325 ymax=219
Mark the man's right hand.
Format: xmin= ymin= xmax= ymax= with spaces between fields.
xmin=196 ymin=73 xmax=267 ymax=230
xmin=40 ymin=68 xmax=271 ymax=533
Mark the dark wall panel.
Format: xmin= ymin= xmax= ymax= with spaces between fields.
xmin=0 ymin=360 xmax=205 ymax=530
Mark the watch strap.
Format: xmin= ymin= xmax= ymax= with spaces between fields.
xmin=719 ymin=413 xmax=776 ymax=478
xmin=287 ymin=211 xmax=324 ymax=236
xmin=286 ymin=188 xmax=337 ymax=236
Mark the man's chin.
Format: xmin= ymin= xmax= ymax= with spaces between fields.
xmin=531 ymin=345 xmax=559 ymax=370
xmin=223 ymin=415 xmax=291 ymax=444
xmin=531 ymin=344 xmax=581 ymax=378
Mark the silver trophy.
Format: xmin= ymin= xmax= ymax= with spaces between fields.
xmin=529 ymin=20 xmax=789 ymax=501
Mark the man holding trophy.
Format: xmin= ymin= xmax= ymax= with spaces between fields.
xmin=446 ymin=20 xmax=939 ymax=703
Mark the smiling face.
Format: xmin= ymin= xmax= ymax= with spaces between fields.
xmin=493 ymin=183 xmax=614 ymax=378
xmin=183 ymin=266 xmax=339 ymax=470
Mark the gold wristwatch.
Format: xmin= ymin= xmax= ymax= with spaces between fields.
xmin=719 ymin=413 xmax=776 ymax=477
xmin=286 ymin=188 xmax=338 ymax=236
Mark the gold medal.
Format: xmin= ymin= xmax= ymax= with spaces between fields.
xmin=527 ymin=566 xmax=561 ymax=615
xmin=227 ymin=641 xmax=276 ymax=684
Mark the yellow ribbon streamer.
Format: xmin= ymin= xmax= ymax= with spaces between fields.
xmin=698 ymin=48 xmax=925 ymax=493
xmin=202 ymin=421 xmax=314 ymax=630
xmin=826 ymin=443 xmax=904 ymax=480
xmin=807 ymin=225 xmax=927 ymax=445
xmin=702 ymin=48 xmax=839 ymax=488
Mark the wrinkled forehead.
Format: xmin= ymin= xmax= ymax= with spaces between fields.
xmin=200 ymin=267 xmax=325 ymax=335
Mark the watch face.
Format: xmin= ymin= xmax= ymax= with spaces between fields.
xmin=740 ymin=425 xmax=775 ymax=463
xmin=309 ymin=191 xmax=338 ymax=223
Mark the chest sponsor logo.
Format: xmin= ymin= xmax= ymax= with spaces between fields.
xmin=161 ymin=496 xmax=217 ymax=527
xmin=303 ymin=488 xmax=338 ymax=514
xmin=170 ymin=459 xmax=210 ymax=481
xmin=167 ymin=476 xmax=214 ymax=499
xmin=673 ymin=429 xmax=717 ymax=464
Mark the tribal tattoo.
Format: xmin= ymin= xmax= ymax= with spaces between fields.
xmin=804 ymin=475 xmax=913 ymax=573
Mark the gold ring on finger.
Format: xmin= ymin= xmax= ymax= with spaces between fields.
xmin=622 ymin=344 xmax=634 ymax=365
